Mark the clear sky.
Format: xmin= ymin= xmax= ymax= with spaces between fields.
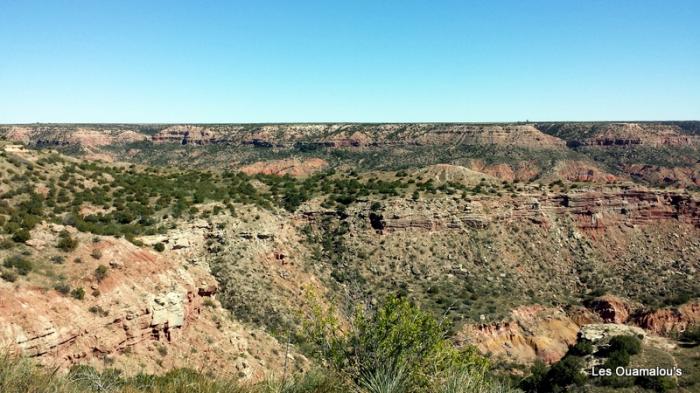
xmin=1 ymin=0 xmax=698 ymax=123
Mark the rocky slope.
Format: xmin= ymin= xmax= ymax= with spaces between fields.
xmin=5 ymin=122 xmax=699 ymax=149
xmin=4 ymin=122 xmax=699 ymax=189
xmin=535 ymin=122 xmax=700 ymax=147
xmin=459 ymin=295 xmax=700 ymax=366
xmin=6 ymin=123 xmax=559 ymax=148
xmin=0 ymin=218 xmax=308 ymax=380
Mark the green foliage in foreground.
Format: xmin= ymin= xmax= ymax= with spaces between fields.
xmin=0 ymin=354 xmax=347 ymax=393
xmin=0 ymin=295 xmax=520 ymax=393
xmin=0 ymin=352 xmax=519 ymax=393
xmin=299 ymin=294 xmax=517 ymax=393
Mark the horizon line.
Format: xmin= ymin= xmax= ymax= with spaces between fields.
xmin=2 ymin=120 xmax=699 ymax=125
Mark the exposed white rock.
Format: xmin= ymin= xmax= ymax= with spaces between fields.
xmin=579 ymin=323 xmax=645 ymax=343
xmin=150 ymin=292 xmax=185 ymax=328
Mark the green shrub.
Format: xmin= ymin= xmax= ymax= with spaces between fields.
xmin=11 ymin=229 xmax=30 ymax=243
xmin=301 ymin=293 xmax=489 ymax=390
xmin=53 ymin=282 xmax=71 ymax=295
xmin=88 ymin=305 xmax=109 ymax=317
xmin=607 ymin=335 xmax=642 ymax=356
xmin=529 ymin=355 xmax=586 ymax=392
xmin=603 ymin=349 xmax=630 ymax=369
xmin=56 ymin=230 xmax=78 ymax=251
xmin=519 ymin=360 xmax=547 ymax=392
xmin=203 ymin=298 xmax=215 ymax=308
xmin=569 ymin=339 xmax=594 ymax=356
xmin=3 ymin=255 xmax=32 ymax=275
xmin=153 ymin=242 xmax=165 ymax=252
xmin=50 ymin=255 xmax=65 ymax=264
xmin=94 ymin=265 xmax=109 ymax=282
xmin=71 ymin=287 xmax=85 ymax=300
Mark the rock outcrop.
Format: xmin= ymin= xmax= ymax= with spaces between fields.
xmin=588 ymin=295 xmax=633 ymax=324
xmin=579 ymin=323 xmax=646 ymax=343
xmin=3 ymin=123 xmax=568 ymax=149
xmin=633 ymin=302 xmax=700 ymax=335
xmin=457 ymin=305 xmax=592 ymax=364
xmin=416 ymin=164 xmax=496 ymax=186
xmin=0 ymin=227 xmax=307 ymax=380
xmin=239 ymin=158 xmax=328 ymax=176
xmin=356 ymin=190 xmax=700 ymax=234
xmin=536 ymin=122 xmax=700 ymax=147
xmin=151 ymin=125 xmax=220 ymax=145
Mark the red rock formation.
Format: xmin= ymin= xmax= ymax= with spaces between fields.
xmin=634 ymin=302 xmax=700 ymax=335
xmin=552 ymin=161 xmax=617 ymax=183
xmin=588 ymin=295 xmax=632 ymax=323
xmin=625 ymin=164 xmax=700 ymax=188
xmin=0 ymin=232 xmax=306 ymax=380
xmin=457 ymin=305 xmax=583 ymax=365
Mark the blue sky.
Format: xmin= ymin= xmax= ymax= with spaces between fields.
xmin=1 ymin=0 xmax=698 ymax=122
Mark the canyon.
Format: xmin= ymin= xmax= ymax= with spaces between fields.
xmin=0 ymin=123 xmax=698 ymax=390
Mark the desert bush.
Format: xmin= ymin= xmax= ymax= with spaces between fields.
xmin=3 ymin=255 xmax=32 ymax=275
xmin=518 ymin=360 xmax=547 ymax=393
xmin=94 ymin=265 xmax=109 ymax=282
xmin=603 ymin=348 xmax=630 ymax=370
xmin=153 ymin=242 xmax=165 ymax=252
xmin=88 ymin=305 xmax=109 ymax=317
xmin=569 ymin=339 xmax=594 ymax=356
xmin=56 ymin=229 xmax=78 ymax=251
xmin=300 ymin=293 xmax=490 ymax=391
xmin=50 ymin=255 xmax=66 ymax=264
xmin=11 ymin=229 xmax=30 ymax=243
xmin=545 ymin=355 xmax=586 ymax=390
xmin=607 ymin=335 xmax=642 ymax=356
xmin=71 ymin=287 xmax=85 ymax=300
xmin=54 ymin=282 xmax=71 ymax=295
xmin=522 ymin=355 xmax=585 ymax=392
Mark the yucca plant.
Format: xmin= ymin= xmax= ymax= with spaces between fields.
xmin=359 ymin=362 xmax=409 ymax=393
xmin=439 ymin=367 xmax=521 ymax=393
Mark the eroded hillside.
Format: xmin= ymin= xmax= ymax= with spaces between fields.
xmin=1 ymin=132 xmax=699 ymax=391
xmin=2 ymin=122 xmax=699 ymax=189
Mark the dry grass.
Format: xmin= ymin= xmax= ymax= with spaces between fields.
xmin=0 ymin=354 xmax=347 ymax=393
